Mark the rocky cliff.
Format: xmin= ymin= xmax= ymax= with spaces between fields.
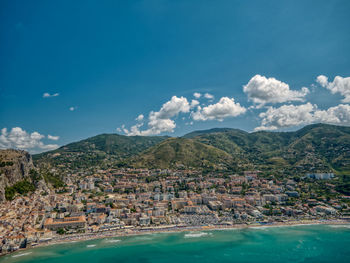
xmin=0 ymin=149 xmax=36 ymax=201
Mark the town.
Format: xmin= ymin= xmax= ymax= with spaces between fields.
xmin=1 ymin=168 xmax=350 ymax=255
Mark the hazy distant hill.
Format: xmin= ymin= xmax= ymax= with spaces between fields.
xmin=33 ymin=124 xmax=350 ymax=174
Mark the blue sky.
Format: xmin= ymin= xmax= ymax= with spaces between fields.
xmin=1 ymin=0 xmax=350 ymax=153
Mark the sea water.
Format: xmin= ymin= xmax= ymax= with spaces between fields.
xmin=2 ymin=224 xmax=350 ymax=263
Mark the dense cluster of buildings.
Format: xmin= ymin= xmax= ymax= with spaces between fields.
xmin=1 ymin=168 xmax=349 ymax=255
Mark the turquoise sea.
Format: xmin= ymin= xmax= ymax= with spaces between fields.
xmin=2 ymin=224 xmax=350 ymax=263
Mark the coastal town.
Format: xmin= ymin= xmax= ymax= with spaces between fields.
xmin=1 ymin=168 xmax=350 ymax=255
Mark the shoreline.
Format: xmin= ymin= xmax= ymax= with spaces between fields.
xmin=3 ymin=219 xmax=350 ymax=258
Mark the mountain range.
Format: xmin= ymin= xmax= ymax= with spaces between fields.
xmin=33 ymin=123 xmax=350 ymax=175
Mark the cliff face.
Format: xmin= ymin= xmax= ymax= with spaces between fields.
xmin=0 ymin=149 xmax=35 ymax=202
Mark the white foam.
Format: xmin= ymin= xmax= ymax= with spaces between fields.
xmin=105 ymin=239 xmax=121 ymax=243
xmin=212 ymin=228 xmax=240 ymax=232
xmin=328 ymin=224 xmax=350 ymax=229
xmin=249 ymin=223 xmax=315 ymax=230
xmin=12 ymin=252 xmax=32 ymax=258
xmin=86 ymin=244 xmax=96 ymax=248
xmin=184 ymin=232 xmax=211 ymax=238
xmin=133 ymin=236 xmax=153 ymax=241
xmin=249 ymin=226 xmax=270 ymax=230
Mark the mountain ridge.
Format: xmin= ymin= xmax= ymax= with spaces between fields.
xmin=33 ymin=123 xmax=350 ymax=174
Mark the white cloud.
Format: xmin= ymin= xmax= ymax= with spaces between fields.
xmin=119 ymin=74 xmax=350 ymax=136
xmin=243 ymin=74 xmax=309 ymax=107
xmin=193 ymin=92 xmax=201 ymax=99
xmin=155 ymin=96 xmax=190 ymax=118
xmin=255 ymin=103 xmax=350 ymax=131
xmin=190 ymin=99 xmax=199 ymax=107
xmin=69 ymin=106 xmax=77 ymax=111
xmin=0 ymin=127 xmax=59 ymax=153
xmin=123 ymin=123 xmax=145 ymax=136
xmin=191 ymin=97 xmax=246 ymax=121
xmin=124 ymin=96 xmax=190 ymax=136
xmin=316 ymin=75 xmax=329 ymax=87
xmin=47 ymin=135 xmax=59 ymax=141
xmin=204 ymin=93 xmax=214 ymax=99
xmin=43 ymin=92 xmax=59 ymax=98
xmin=136 ymin=114 xmax=144 ymax=121
xmin=255 ymin=103 xmax=315 ymax=131
xmin=121 ymin=124 xmax=129 ymax=134
xmin=314 ymin=104 xmax=350 ymax=125
xmin=316 ymin=75 xmax=350 ymax=103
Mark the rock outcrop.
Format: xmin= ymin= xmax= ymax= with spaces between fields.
xmin=0 ymin=149 xmax=35 ymax=202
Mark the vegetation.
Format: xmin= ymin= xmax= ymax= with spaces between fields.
xmin=33 ymin=133 xmax=168 ymax=169
xmin=0 ymin=161 xmax=14 ymax=167
xmin=130 ymin=137 xmax=234 ymax=170
xmin=33 ymin=123 xmax=350 ymax=174
xmin=5 ymin=180 xmax=36 ymax=200
xmin=186 ymin=123 xmax=350 ymax=174
xmin=29 ymin=169 xmax=42 ymax=183
xmin=42 ymin=171 xmax=64 ymax=188
xmin=336 ymin=174 xmax=350 ymax=195
xmin=56 ymin=228 xmax=65 ymax=235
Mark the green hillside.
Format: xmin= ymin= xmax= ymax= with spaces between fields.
xmin=33 ymin=124 xmax=350 ymax=174
xmin=33 ymin=134 xmax=167 ymax=169
xmin=187 ymin=123 xmax=350 ymax=174
xmin=129 ymin=138 xmax=234 ymax=170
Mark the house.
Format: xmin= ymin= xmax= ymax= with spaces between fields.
xmin=44 ymin=216 xmax=86 ymax=230
xmin=306 ymin=173 xmax=334 ymax=180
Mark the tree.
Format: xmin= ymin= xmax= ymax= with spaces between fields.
xmin=57 ymin=228 xmax=65 ymax=235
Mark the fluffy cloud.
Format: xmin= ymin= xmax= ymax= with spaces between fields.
xmin=153 ymin=96 xmax=190 ymax=119
xmin=316 ymin=75 xmax=328 ymax=87
xmin=124 ymin=96 xmax=190 ymax=136
xmin=255 ymin=103 xmax=315 ymax=131
xmin=123 ymin=96 xmax=246 ymax=135
xmin=47 ymin=135 xmax=60 ymax=141
xmin=43 ymin=92 xmax=59 ymax=98
xmin=204 ymin=93 xmax=214 ymax=99
xmin=135 ymin=114 xmax=144 ymax=121
xmin=0 ymin=127 xmax=59 ymax=153
xmin=190 ymin=99 xmax=200 ymax=107
xmin=193 ymin=92 xmax=201 ymax=99
xmin=69 ymin=106 xmax=77 ymax=111
xmin=191 ymin=97 xmax=246 ymax=121
xmin=119 ymin=74 xmax=350 ymax=136
xmin=243 ymin=75 xmax=309 ymax=107
xmin=314 ymin=104 xmax=350 ymax=125
xmin=316 ymin=75 xmax=350 ymax=102
xmin=255 ymin=103 xmax=350 ymax=131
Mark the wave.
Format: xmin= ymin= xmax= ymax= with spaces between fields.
xmin=249 ymin=226 xmax=270 ymax=230
xmin=104 ymin=239 xmax=121 ymax=243
xmin=328 ymin=224 xmax=350 ymax=229
xmin=249 ymin=223 xmax=316 ymax=230
xmin=184 ymin=232 xmax=211 ymax=238
xmin=212 ymin=228 xmax=240 ymax=232
xmin=86 ymin=244 xmax=96 ymax=248
xmin=12 ymin=252 xmax=32 ymax=258
xmin=132 ymin=236 xmax=153 ymax=241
